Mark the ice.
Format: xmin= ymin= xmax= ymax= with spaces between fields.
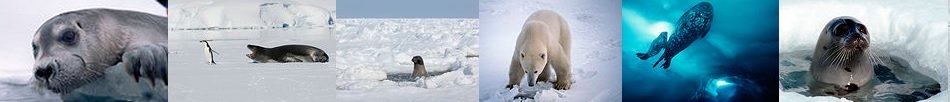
xmin=779 ymin=0 xmax=948 ymax=101
xmin=168 ymin=29 xmax=337 ymax=101
xmin=259 ymin=3 xmax=333 ymax=28
xmin=170 ymin=0 xmax=335 ymax=29
xmin=334 ymin=19 xmax=479 ymax=101
xmin=479 ymin=0 xmax=623 ymax=101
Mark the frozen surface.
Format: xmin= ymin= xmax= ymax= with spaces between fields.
xmin=170 ymin=0 xmax=335 ymax=29
xmin=479 ymin=0 xmax=623 ymax=101
xmin=778 ymin=0 xmax=949 ymax=101
xmin=168 ymin=28 xmax=337 ymax=101
xmin=334 ymin=19 xmax=479 ymax=102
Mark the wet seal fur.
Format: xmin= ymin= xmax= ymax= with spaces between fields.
xmin=507 ymin=10 xmax=573 ymax=90
xmin=246 ymin=44 xmax=329 ymax=63
xmin=31 ymin=8 xmax=167 ymax=95
xmin=411 ymin=56 xmax=427 ymax=79
xmin=808 ymin=16 xmax=874 ymax=96
xmin=635 ymin=2 xmax=713 ymax=69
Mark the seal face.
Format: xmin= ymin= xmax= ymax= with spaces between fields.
xmin=246 ymin=44 xmax=329 ymax=63
xmin=635 ymin=2 xmax=713 ymax=69
xmin=411 ymin=56 xmax=426 ymax=79
xmin=808 ymin=16 xmax=872 ymax=96
xmin=32 ymin=8 xmax=168 ymax=93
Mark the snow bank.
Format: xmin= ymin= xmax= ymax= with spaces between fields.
xmin=170 ymin=0 xmax=334 ymax=29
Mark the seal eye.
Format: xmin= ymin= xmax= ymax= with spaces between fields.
xmin=521 ymin=53 xmax=524 ymax=58
xmin=540 ymin=54 xmax=545 ymax=59
xmin=858 ymin=25 xmax=868 ymax=34
xmin=60 ymin=31 xmax=77 ymax=45
xmin=32 ymin=44 xmax=38 ymax=57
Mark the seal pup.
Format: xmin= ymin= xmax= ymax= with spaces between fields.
xmin=31 ymin=8 xmax=167 ymax=94
xmin=246 ymin=44 xmax=329 ymax=63
xmin=808 ymin=16 xmax=873 ymax=96
xmin=507 ymin=10 xmax=573 ymax=90
xmin=635 ymin=2 xmax=713 ymax=69
xmin=199 ymin=40 xmax=220 ymax=64
xmin=411 ymin=56 xmax=427 ymax=80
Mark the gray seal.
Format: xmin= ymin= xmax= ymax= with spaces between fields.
xmin=411 ymin=56 xmax=426 ymax=79
xmin=635 ymin=2 xmax=713 ymax=69
xmin=246 ymin=44 xmax=329 ymax=63
xmin=31 ymin=8 xmax=168 ymax=93
xmin=808 ymin=16 xmax=873 ymax=96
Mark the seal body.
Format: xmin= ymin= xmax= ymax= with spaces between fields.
xmin=635 ymin=2 xmax=713 ymax=69
xmin=246 ymin=44 xmax=329 ymax=63
xmin=808 ymin=16 xmax=872 ymax=96
xmin=31 ymin=8 xmax=168 ymax=98
xmin=507 ymin=10 xmax=573 ymax=90
xmin=411 ymin=56 xmax=426 ymax=79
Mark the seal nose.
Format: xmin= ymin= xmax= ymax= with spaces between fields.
xmin=35 ymin=65 xmax=54 ymax=80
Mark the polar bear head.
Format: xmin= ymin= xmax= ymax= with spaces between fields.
xmin=519 ymin=23 xmax=550 ymax=87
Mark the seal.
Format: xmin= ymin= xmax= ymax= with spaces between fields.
xmin=807 ymin=16 xmax=873 ymax=96
xmin=246 ymin=44 xmax=329 ymax=63
xmin=31 ymin=8 xmax=168 ymax=94
xmin=199 ymin=40 xmax=220 ymax=64
xmin=411 ymin=56 xmax=427 ymax=79
xmin=506 ymin=10 xmax=573 ymax=90
xmin=635 ymin=2 xmax=713 ymax=69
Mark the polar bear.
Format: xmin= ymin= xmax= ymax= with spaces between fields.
xmin=507 ymin=10 xmax=572 ymax=90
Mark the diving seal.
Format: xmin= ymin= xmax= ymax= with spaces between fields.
xmin=246 ymin=44 xmax=329 ymax=63
xmin=31 ymin=8 xmax=168 ymax=94
xmin=808 ymin=16 xmax=873 ymax=96
xmin=635 ymin=2 xmax=713 ymax=69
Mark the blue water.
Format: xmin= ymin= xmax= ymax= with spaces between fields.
xmin=622 ymin=0 xmax=778 ymax=101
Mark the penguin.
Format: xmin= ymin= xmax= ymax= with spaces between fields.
xmin=200 ymin=40 xmax=220 ymax=64
xmin=328 ymin=15 xmax=334 ymax=26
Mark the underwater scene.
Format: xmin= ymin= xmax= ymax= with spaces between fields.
xmin=622 ymin=0 xmax=779 ymax=101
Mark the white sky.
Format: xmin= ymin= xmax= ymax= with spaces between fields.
xmin=0 ymin=0 xmax=166 ymax=79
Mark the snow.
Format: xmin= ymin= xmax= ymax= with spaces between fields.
xmin=167 ymin=0 xmax=337 ymax=101
xmin=334 ymin=19 xmax=479 ymax=101
xmin=168 ymin=29 xmax=337 ymax=101
xmin=778 ymin=0 xmax=949 ymax=101
xmin=170 ymin=0 xmax=335 ymax=29
xmin=479 ymin=0 xmax=623 ymax=101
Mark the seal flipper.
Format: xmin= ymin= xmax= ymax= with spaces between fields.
xmin=653 ymin=53 xmax=673 ymax=69
xmin=123 ymin=43 xmax=168 ymax=86
xmin=636 ymin=32 xmax=668 ymax=60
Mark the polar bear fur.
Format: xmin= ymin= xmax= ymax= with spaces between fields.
xmin=507 ymin=10 xmax=572 ymax=90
